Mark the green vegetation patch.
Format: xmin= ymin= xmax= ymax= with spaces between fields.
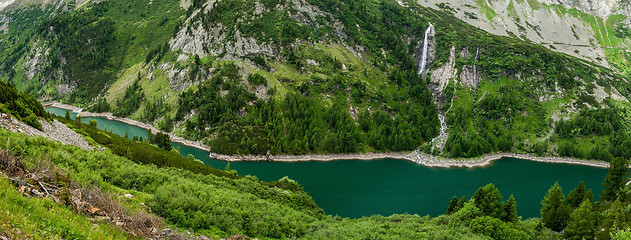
xmin=0 ymin=129 xmax=567 ymax=239
xmin=0 ymin=81 xmax=50 ymax=129
xmin=0 ymin=177 xmax=132 ymax=239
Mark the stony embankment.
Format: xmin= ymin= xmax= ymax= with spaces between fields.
xmin=412 ymin=151 xmax=611 ymax=168
xmin=210 ymin=152 xmax=414 ymax=162
xmin=213 ymin=150 xmax=613 ymax=168
xmin=0 ymin=113 xmax=92 ymax=150
xmin=41 ymin=101 xmax=83 ymax=113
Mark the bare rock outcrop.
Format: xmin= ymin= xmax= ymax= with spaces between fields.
xmin=460 ymin=65 xmax=481 ymax=89
xmin=430 ymin=46 xmax=457 ymax=93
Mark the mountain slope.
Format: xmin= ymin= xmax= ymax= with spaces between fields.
xmin=1 ymin=0 xmax=630 ymax=160
xmin=416 ymin=0 xmax=631 ymax=74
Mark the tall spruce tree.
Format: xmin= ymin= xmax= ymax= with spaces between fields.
xmin=602 ymin=158 xmax=630 ymax=202
xmin=598 ymin=197 xmax=627 ymax=239
xmin=563 ymin=200 xmax=595 ymax=240
xmin=447 ymin=196 xmax=459 ymax=214
xmin=502 ymin=195 xmax=518 ymax=223
xmin=541 ymin=182 xmax=570 ymax=231
xmin=75 ymin=115 xmax=82 ymax=129
xmin=567 ymin=181 xmax=593 ymax=208
xmin=473 ymin=183 xmax=504 ymax=218
xmin=457 ymin=196 xmax=467 ymax=211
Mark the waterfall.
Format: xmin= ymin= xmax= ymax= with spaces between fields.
xmin=473 ymin=46 xmax=479 ymax=82
xmin=418 ymin=23 xmax=434 ymax=74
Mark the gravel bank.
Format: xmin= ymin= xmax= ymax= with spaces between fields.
xmin=42 ymin=101 xmax=83 ymax=113
xmin=41 ymin=118 xmax=93 ymax=150
xmin=0 ymin=113 xmax=92 ymax=150
xmin=212 ymin=151 xmax=613 ymax=168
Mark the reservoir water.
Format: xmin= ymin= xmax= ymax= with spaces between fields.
xmin=46 ymin=107 xmax=610 ymax=219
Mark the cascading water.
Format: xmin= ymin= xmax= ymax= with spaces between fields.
xmin=418 ymin=23 xmax=434 ymax=74
xmin=473 ymin=46 xmax=479 ymax=82
xmin=414 ymin=22 xmax=445 ymax=160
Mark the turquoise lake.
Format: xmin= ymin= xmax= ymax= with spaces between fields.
xmin=46 ymin=107 xmax=610 ymax=219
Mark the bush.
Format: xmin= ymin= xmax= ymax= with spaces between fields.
xmin=470 ymin=216 xmax=528 ymax=239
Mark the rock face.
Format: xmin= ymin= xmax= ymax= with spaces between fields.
xmin=171 ymin=23 xmax=277 ymax=60
xmin=430 ymin=46 xmax=457 ymax=93
xmin=22 ymin=46 xmax=47 ymax=80
xmin=460 ymin=47 xmax=481 ymax=89
xmin=170 ymin=0 xmax=348 ymax=62
xmin=541 ymin=0 xmax=631 ymax=20
xmin=0 ymin=0 xmax=83 ymax=12
xmin=169 ymin=1 xmax=284 ymax=60
xmin=460 ymin=66 xmax=479 ymax=89
xmin=415 ymin=0 xmax=629 ymax=69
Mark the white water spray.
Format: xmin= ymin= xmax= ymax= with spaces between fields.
xmin=418 ymin=23 xmax=434 ymax=74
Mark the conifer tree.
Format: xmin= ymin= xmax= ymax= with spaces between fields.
xmin=602 ymin=158 xmax=630 ymax=202
xmin=541 ymin=182 xmax=570 ymax=231
xmin=457 ymin=196 xmax=467 ymax=211
xmin=567 ymin=181 xmax=593 ymax=208
xmin=75 ymin=115 xmax=82 ymax=128
xmin=502 ymin=194 xmax=518 ymax=223
xmin=473 ymin=183 xmax=504 ymax=218
xmin=563 ymin=200 xmax=595 ymax=240
xmin=598 ymin=197 xmax=627 ymax=239
xmin=64 ymin=110 xmax=70 ymax=119
xmin=447 ymin=196 xmax=459 ymax=214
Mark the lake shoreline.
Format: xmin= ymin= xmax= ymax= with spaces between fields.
xmin=45 ymin=101 xmax=613 ymax=169
xmin=43 ymin=102 xmax=211 ymax=152
xmin=210 ymin=151 xmax=612 ymax=168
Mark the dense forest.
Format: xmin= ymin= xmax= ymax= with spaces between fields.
xmin=176 ymin=62 xmax=438 ymax=154
xmin=0 ymin=81 xmax=50 ymax=129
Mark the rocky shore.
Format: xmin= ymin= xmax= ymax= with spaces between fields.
xmin=44 ymin=101 xmax=621 ymax=169
xmin=210 ymin=152 xmax=414 ymax=162
xmin=42 ymin=101 xmax=83 ymax=113
xmin=212 ymin=150 xmax=613 ymax=169
xmin=411 ymin=151 xmax=612 ymax=168
xmin=0 ymin=113 xmax=92 ymax=150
